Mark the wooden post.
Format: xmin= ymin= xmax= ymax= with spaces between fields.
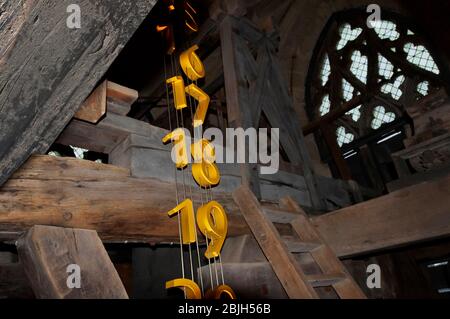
xmin=220 ymin=16 xmax=262 ymax=198
xmin=17 ymin=225 xmax=128 ymax=299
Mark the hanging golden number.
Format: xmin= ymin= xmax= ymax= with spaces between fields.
xmin=166 ymin=76 xmax=187 ymax=110
xmin=191 ymin=139 xmax=220 ymax=187
xmin=179 ymin=45 xmax=209 ymax=127
xmin=192 ymin=159 xmax=220 ymax=187
xmin=167 ymin=199 xmax=196 ymax=244
xmin=197 ymin=201 xmax=228 ymax=259
xmin=180 ymin=45 xmax=205 ymax=81
xmin=186 ymin=84 xmax=210 ymax=127
xmin=166 ymin=278 xmax=201 ymax=299
xmin=162 ymin=128 xmax=189 ymax=169
xmin=205 ymin=285 xmax=237 ymax=299
xmin=191 ymin=138 xmax=215 ymax=163
xmin=164 ymin=43 xmax=237 ymax=299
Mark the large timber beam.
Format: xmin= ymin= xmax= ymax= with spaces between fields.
xmin=0 ymin=155 xmax=248 ymax=242
xmin=17 ymin=225 xmax=128 ymax=299
xmin=0 ymin=0 xmax=156 ymax=186
xmin=311 ymin=174 xmax=450 ymax=257
xmin=0 ymin=155 xmax=449 ymax=258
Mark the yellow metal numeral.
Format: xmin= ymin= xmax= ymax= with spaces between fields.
xmin=192 ymin=162 xmax=220 ymax=187
xmin=205 ymin=285 xmax=237 ymax=299
xmin=167 ymin=199 xmax=196 ymax=244
xmin=162 ymin=128 xmax=189 ymax=169
xmin=166 ymin=278 xmax=201 ymax=299
xmin=190 ymin=139 xmax=215 ymax=164
xmin=166 ymin=76 xmax=187 ymax=110
xmin=191 ymin=139 xmax=220 ymax=187
xmin=197 ymin=201 xmax=228 ymax=259
xmin=179 ymin=45 xmax=205 ymax=81
xmin=185 ymin=84 xmax=210 ymax=127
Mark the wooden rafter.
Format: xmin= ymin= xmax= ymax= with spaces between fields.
xmin=0 ymin=0 xmax=157 ymax=186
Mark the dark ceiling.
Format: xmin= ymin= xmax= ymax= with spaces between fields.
xmin=105 ymin=0 xmax=210 ymax=94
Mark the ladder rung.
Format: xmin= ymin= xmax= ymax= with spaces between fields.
xmin=262 ymin=207 xmax=299 ymax=224
xmin=306 ymin=273 xmax=347 ymax=288
xmin=282 ymin=236 xmax=322 ymax=253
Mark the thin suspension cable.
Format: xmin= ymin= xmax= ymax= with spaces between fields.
xmin=204 ymin=233 xmax=215 ymax=290
xmin=175 ymin=51 xmax=195 ymax=285
xmin=184 ymin=69 xmax=205 ymax=295
xmin=208 ymin=182 xmax=226 ymax=286
xmin=218 ymin=254 xmax=225 ymax=285
xmin=179 ymin=108 xmax=195 ymax=283
xmin=187 ymin=71 xmax=216 ymax=292
xmin=200 ymin=182 xmax=214 ymax=291
xmin=165 ymin=54 xmax=185 ymax=298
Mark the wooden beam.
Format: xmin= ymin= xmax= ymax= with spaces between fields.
xmin=311 ymin=174 xmax=450 ymax=257
xmin=17 ymin=225 xmax=128 ymax=299
xmin=0 ymin=155 xmax=248 ymax=242
xmin=57 ymin=112 xmax=165 ymax=154
xmin=232 ymin=186 xmax=318 ymax=298
xmin=74 ymin=81 xmax=107 ymax=124
xmin=0 ymin=0 xmax=156 ymax=186
xmin=220 ymin=16 xmax=261 ymax=198
xmin=1 ymin=155 xmax=450 ymax=257
xmin=107 ymin=81 xmax=139 ymax=107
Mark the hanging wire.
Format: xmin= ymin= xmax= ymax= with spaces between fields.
xmin=179 ymin=108 xmax=195 ymax=283
xmin=198 ymin=183 xmax=214 ymax=291
xmin=164 ymin=54 xmax=186 ymax=298
xmin=183 ymin=68 xmax=206 ymax=295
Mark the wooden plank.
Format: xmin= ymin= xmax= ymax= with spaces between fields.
xmin=311 ymin=174 xmax=450 ymax=257
xmin=281 ymin=237 xmax=322 ymax=253
xmin=306 ymin=273 xmax=346 ymax=288
xmin=0 ymin=155 xmax=248 ymax=242
xmin=56 ymin=118 xmax=127 ymax=154
xmin=263 ymin=207 xmax=299 ymax=224
xmin=2 ymin=156 xmax=450 ymax=257
xmin=387 ymin=163 xmax=450 ymax=192
xmin=282 ymin=197 xmax=366 ymax=299
xmin=17 ymin=225 xmax=128 ymax=299
xmin=106 ymin=81 xmax=138 ymax=116
xmin=57 ymin=113 xmax=167 ymax=154
xmin=256 ymin=38 xmax=324 ymax=210
xmin=0 ymin=0 xmax=156 ymax=187
xmin=74 ymin=80 xmax=138 ymax=119
xmin=107 ymin=81 xmax=138 ymax=106
xmin=232 ymin=186 xmax=318 ymax=298
xmin=74 ymin=80 xmax=138 ymax=120
xmin=74 ymin=81 xmax=107 ymax=124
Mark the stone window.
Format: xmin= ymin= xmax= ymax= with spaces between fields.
xmin=306 ymin=9 xmax=445 ymax=148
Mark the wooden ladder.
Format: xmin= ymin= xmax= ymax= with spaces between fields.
xmin=232 ymin=186 xmax=366 ymax=299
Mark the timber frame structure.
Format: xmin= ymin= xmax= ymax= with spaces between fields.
xmin=0 ymin=0 xmax=450 ymax=300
